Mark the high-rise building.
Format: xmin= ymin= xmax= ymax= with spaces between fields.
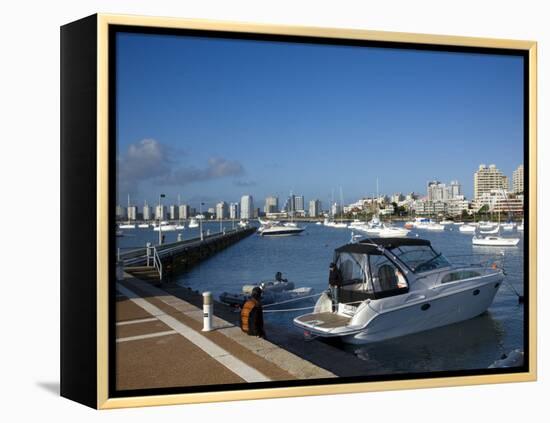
xmin=169 ymin=205 xmax=178 ymax=220
xmin=127 ymin=205 xmax=138 ymax=221
xmin=143 ymin=203 xmax=152 ymax=221
xmin=474 ymin=164 xmax=508 ymax=199
xmin=284 ymin=194 xmax=296 ymax=213
xmin=179 ymin=204 xmax=190 ymax=219
xmin=294 ymin=195 xmax=305 ymax=212
xmin=427 ymin=180 xmax=446 ymax=202
xmin=448 ymin=180 xmax=462 ymax=199
xmin=216 ymin=201 xmax=228 ymax=219
xmin=264 ymin=196 xmax=279 ymax=214
xmin=513 ymin=164 xmax=524 ymax=194
xmin=155 ymin=205 xmax=165 ymax=220
xmin=115 ymin=205 xmax=126 ymax=220
xmin=229 ymin=202 xmax=240 ymax=219
xmin=309 ymin=199 xmax=322 ymax=217
xmin=240 ymin=195 xmax=254 ymax=219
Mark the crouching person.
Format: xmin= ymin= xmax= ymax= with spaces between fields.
xmin=240 ymin=287 xmax=266 ymax=338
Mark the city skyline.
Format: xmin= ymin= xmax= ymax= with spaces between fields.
xmin=116 ymin=32 xmax=524 ymax=207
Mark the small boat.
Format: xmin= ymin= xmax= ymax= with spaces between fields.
xmin=220 ymin=277 xmax=312 ymax=307
xmin=348 ymin=219 xmax=364 ymax=228
xmin=220 ymin=287 xmax=314 ymax=307
xmin=478 ymin=222 xmax=496 ymax=231
xmin=453 ymin=221 xmax=465 ymax=225
xmin=153 ymin=223 xmax=177 ymax=231
xmin=472 ymin=236 xmax=520 ymax=246
xmin=425 ymin=223 xmax=445 ymax=231
xmin=175 ymin=223 xmax=185 ymax=230
xmin=458 ymin=224 xmax=477 ymax=233
xmin=355 ymin=224 xmax=409 ymax=238
xmin=137 ymin=223 xmax=150 ymax=229
xmin=315 ymin=221 xmax=322 ymax=225
xmin=119 ymin=223 xmax=136 ymax=229
xmin=294 ymin=237 xmax=504 ymax=344
xmin=188 ymin=218 xmax=199 ymax=228
xmin=480 ymin=226 xmax=500 ymax=235
xmin=237 ymin=220 xmax=248 ymax=228
xmin=260 ymin=223 xmax=304 ymax=236
xmin=440 ymin=220 xmax=454 ymax=225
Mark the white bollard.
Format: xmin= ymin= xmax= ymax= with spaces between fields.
xmin=202 ymin=292 xmax=213 ymax=331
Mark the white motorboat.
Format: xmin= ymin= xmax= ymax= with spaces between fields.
xmin=440 ymin=220 xmax=454 ymax=225
xmin=425 ymin=223 xmax=445 ymax=231
xmin=411 ymin=217 xmax=443 ymax=230
xmin=153 ymin=223 xmax=177 ymax=232
xmin=472 ymin=236 xmax=520 ymax=246
xmin=453 ymin=221 xmax=465 ymax=225
xmin=175 ymin=223 xmax=185 ymax=230
xmin=259 ymin=223 xmax=304 ymax=236
xmin=188 ymin=218 xmax=199 ymax=228
xmin=355 ymin=223 xmax=409 ymax=238
xmin=294 ymin=237 xmax=504 ymax=344
xmin=458 ymin=224 xmax=477 ymax=233
xmin=478 ymin=222 xmax=496 ymax=231
xmin=137 ymin=223 xmax=150 ymax=228
xmin=480 ymin=225 xmax=500 ymax=235
xmin=237 ymin=220 xmax=248 ymax=228
xmin=315 ymin=221 xmax=322 ymax=225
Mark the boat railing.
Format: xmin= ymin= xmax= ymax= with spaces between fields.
xmin=445 ymin=253 xmax=506 ymax=272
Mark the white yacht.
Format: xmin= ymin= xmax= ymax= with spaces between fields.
xmin=480 ymin=225 xmax=500 ymax=235
xmin=458 ymin=224 xmax=477 ymax=233
xmin=294 ymin=238 xmax=504 ymax=344
xmin=259 ymin=223 xmax=305 ymax=236
xmin=153 ymin=223 xmax=177 ymax=232
xmin=137 ymin=223 xmax=150 ymax=229
xmin=188 ymin=218 xmax=199 ymax=228
xmin=355 ymin=223 xmax=409 ymax=238
xmin=119 ymin=223 xmax=136 ymax=229
xmin=472 ymin=236 xmax=520 ymax=246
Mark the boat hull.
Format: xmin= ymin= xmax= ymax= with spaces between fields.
xmin=344 ymin=277 xmax=502 ymax=344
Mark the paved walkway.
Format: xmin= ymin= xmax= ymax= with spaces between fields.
xmin=115 ymin=274 xmax=335 ymax=391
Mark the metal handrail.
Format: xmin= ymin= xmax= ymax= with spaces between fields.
xmin=152 ymin=246 xmax=163 ymax=281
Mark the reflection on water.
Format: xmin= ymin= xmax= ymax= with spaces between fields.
xmin=116 ymin=222 xmax=525 ymax=372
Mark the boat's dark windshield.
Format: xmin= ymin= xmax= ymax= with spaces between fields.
xmin=392 ymin=245 xmax=450 ymax=273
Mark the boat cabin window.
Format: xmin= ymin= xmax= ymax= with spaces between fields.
xmin=334 ymin=252 xmax=408 ymax=300
xmin=441 ymin=270 xmax=481 ymax=283
xmin=392 ymin=245 xmax=451 ymax=273
xmin=369 ymin=255 xmax=409 ymax=295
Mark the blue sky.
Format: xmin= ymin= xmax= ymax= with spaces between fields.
xmin=116 ymin=32 xmax=524 ymax=209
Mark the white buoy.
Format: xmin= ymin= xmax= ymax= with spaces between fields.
xmin=202 ymin=292 xmax=213 ymax=331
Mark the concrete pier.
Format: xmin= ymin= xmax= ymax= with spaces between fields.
xmin=115 ymin=270 xmax=387 ymax=391
xmin=121 ymin=227 xmax=256 ymax=281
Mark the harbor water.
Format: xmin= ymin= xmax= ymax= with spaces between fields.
xmin=117 ymin=222 xmax=525 ymax=374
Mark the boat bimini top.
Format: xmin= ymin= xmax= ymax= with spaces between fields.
xmin=331 ymin=237 xmax=453 ymax=301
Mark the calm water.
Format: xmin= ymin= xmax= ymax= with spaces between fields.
xmin=117 ymin=222 xmax=525 ymax=373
